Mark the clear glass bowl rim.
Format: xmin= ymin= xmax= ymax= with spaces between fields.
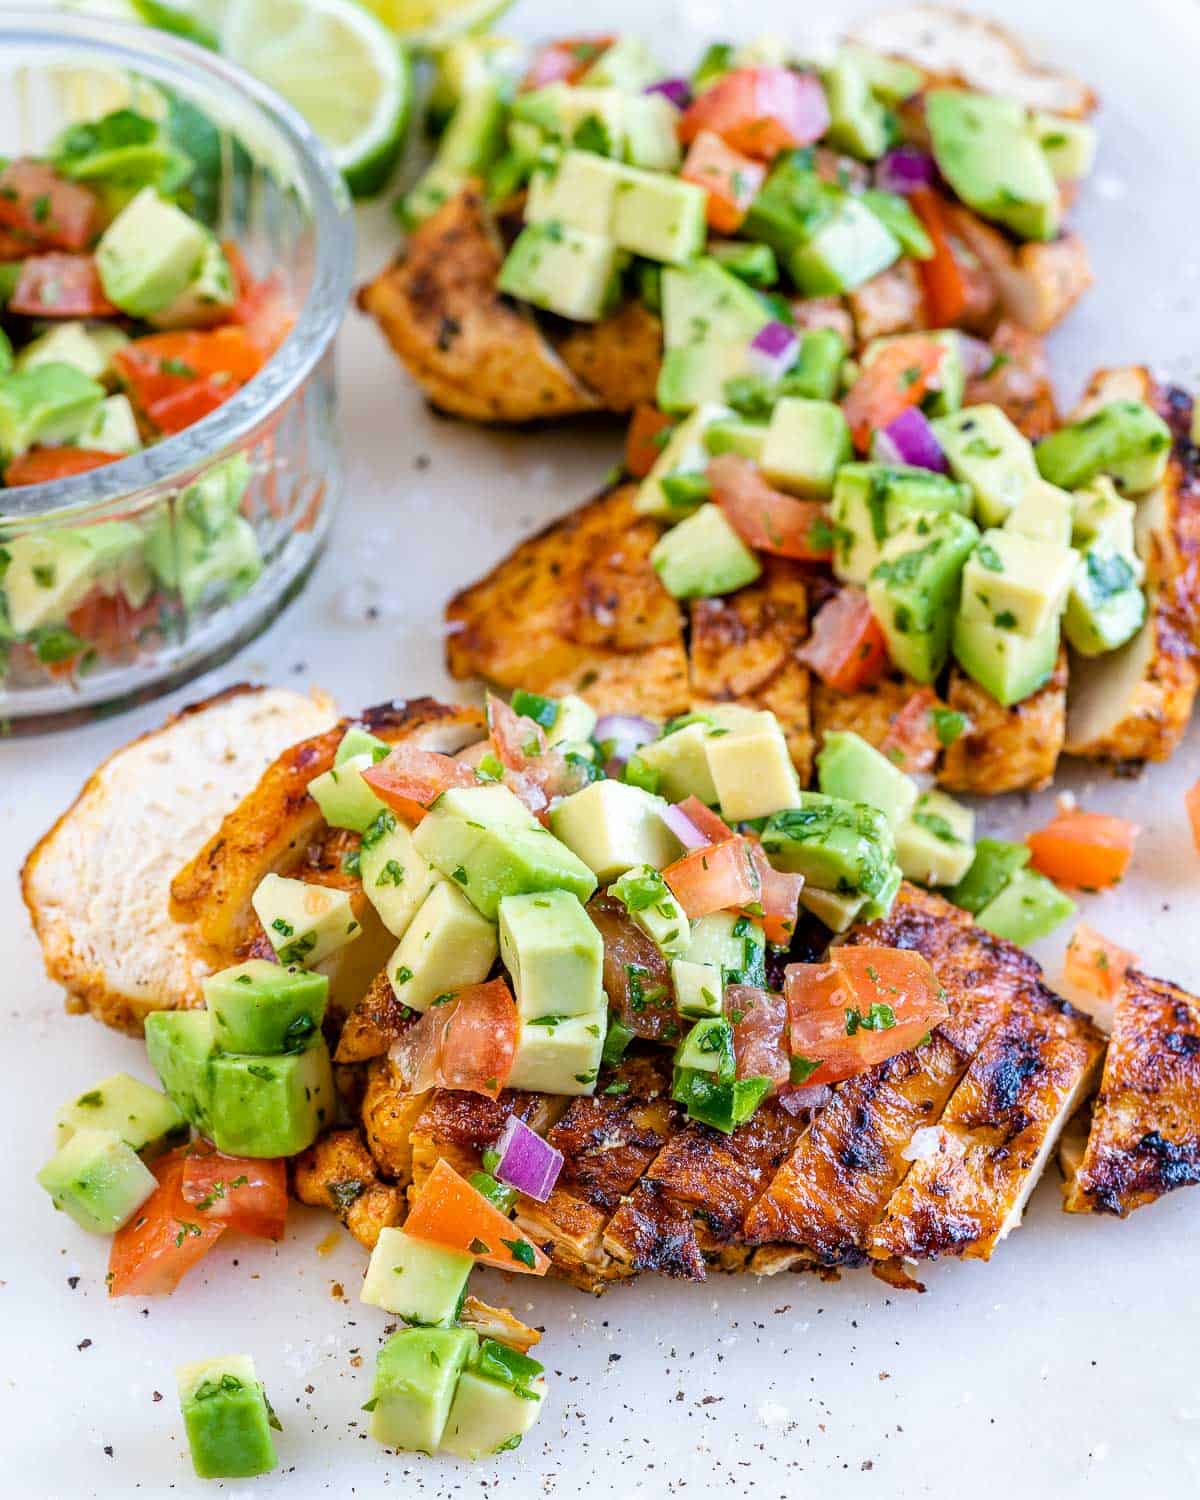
xmin=0 ymin=7 xmax=356 ymax=522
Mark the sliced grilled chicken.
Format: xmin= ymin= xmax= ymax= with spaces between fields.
xmin=939 ymin=648 xmax=1067 ymax=794
xmin=1063 ymin=968 xmax=1200 ymax=1216
xmin=848 ymin=259 xmax=927 ymax=344
xmin=962 ymin=321 xmax=1058 ymax=440
xmin=811 ymin=674 xmax=941 ymax=763
xmin=292 ymin=1127 xmax=406 ymax=1250
xmin=549 ymin=299 xmax=663 ymax=413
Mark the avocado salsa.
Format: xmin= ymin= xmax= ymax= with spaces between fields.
xmin=0 ymin=105 xmax=293 ymax=683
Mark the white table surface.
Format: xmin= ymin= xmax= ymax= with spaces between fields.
xmin=6 ymin=1 xmax=1200 ymax=1494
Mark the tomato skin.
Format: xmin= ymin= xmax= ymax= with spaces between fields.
xmin=180 ymin=1144 xmax=288 ymax=1241
xmin=1026 ymin=810 xmax=1139 ymax=890
xmin=147 ymin=375 xmax=238 ymax=435
xmin=680 ymin=130 xmax=765 ymax=232
xmin=842 ymin=335 xmax=945 ymax=453
xmin=908 ymin=186 xmax=969 ymax=326
xmin=224 ymin=243 xmax=294 ymax=356
xmin=625 ymin=404 xmax=675 ymax=479
xmin=9 ymin=252 xmax=114 ymax=317
xmin=799 ymin=587 xmax=890 ymax=692
xmin=108 ymin=1147 xmax=225 ymax=1297
xmin=674 ymin=795 xmax=737 ymax=846
xmin=5 ymin=447 xmax=121 ymax=485
xmin=361 ymin=744 xmax=478 ymax=824
xmin=114 ymin=328 xmax=266 ymax=409
xmin=663 ymin=836 xmax=760 ymax=919
xmin=1062 ymin=922 xmax=1135 ymax=1011
xmin=725 ymin=984 xmax=790 ymax=1085
xmin=403 ymin=1158 xmax=549 ymax=1275
xmin=521 ymin=35 xmax=614 ymax=90
xmin=878 ymin=687 xmax=941 ymax=774
xmin=744 ymin=839 xmax=804 ymax=947
xmin=708 ymin=453 xmax=834 ymax=560
xmin=0 ymin=160 xmax=97 ymax=251
xmin=391 ymin=979 xmax=518 ymax=1100
xmin=679 ymin=67 xmax=830 ymax=161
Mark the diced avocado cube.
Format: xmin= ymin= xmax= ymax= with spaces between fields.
xmin=513 ymin=83 xmax=626 ymax=157
xmin=360 ymin=1227 xmax=473 ymax=1326
xmin=1035 ymin=400 xmax=1174 ymax=496
xmin=581 ymin=33 xmax=663 ymax=90
xmin=676 ymin=1015 xmax=736 ymax=1079
xmin=439 ymin=1367 xmax=546 ymax=1460
xmin=783 ymin=326 xmax=848 ymax=402
xmin=927 ymin=90 xmax=1059 ymax=241
xmin=867 ymin=510 xmax=982 ymax=682
xmin=144 ymin=508 xmax=262 ymax=613
xmin=37 ymin=1127 xmax=157 ymax=1234
xmin=708 ymin=239 xmax=778 ymax=288
xmin=788 ymin=191 xmax=901 ymax=295
xmin=54 ymin=1072 xmax=186 ymax=1155
xmin=672 ymin=958 xmax=724 ymax=1019
xmin=830 ymin=462 xmax=972 ymax=584
xmin=542 ymin=693 xmax=597 ymax=747
xmin=623 ymin=93 xmax=683 ymax=172
xmin=177 ymin=1354 xmax=278 ymax=1480
xmin=609 ymin=864 xmax=690 ymax=957
xmin=402 ymin=79 xmax=508 ymax=226
xmin=759 ymin=397 xmax=852 ymax=497
xmin=959 ymin=528 xmax=1076 ymax=639
xmin=703 ymin=416 xmax=769 ymax=460
xmin=761 ymin=793 xmax=896 ymax=900
xmin=307 ymin=752 xmax=387 ymax=833
xmin=144 ymin=1009 xmax=216 ymax=1134
xmin=672 ymin=1066 xmax=770 ymax=1133
xmin=526 ymin=149 xmax=623 ymax=236
xmin=0 ymin=361 xmax=105 ymax=458
xmin=951 ymin=612 xmax=1060 ymax=706
xmin=611 ymin=166 xmax=707 ymax=265
xmin=369 ymin=1327 xmax=478 ymax=1454
xmin=860 ymin=189 xmax=934 ymax=260
xmin=336 ymin=725 xmax=391 ymax=766
xmin=498 ymin=220 xmax=618 ymax=323
xmin=860 ymin=859 xmax=902 ymax=920
xmin=79 ymin=393 xmax=141 ymax=455
xmin=817 ymin=729 xmax=918 ymax=829
xmin=895 ymin=790 xmax=976 ymax=888
xmin=148 ymin=235 xmax=236 ymax=330
xmin=657 ymin=258 xmax=770 ymax=411
xmin=705 ymin=709 xmax=801 ymax=821
xmin=822 ymin=50 xmax=889 ymax=159
xmin=1032 ymin=111 xmax=1097 ymax=181
xmin=387 ymin=879 xmax=499 ymax=1011
xmin=2 ymin=519 xmax=142 ymax=632
xmin=1071 ymin=477 xmax=1139 ymax=556
xmin=685 ymin=910 xmax=767 ymax=986
xmin=499 ymin=889 xmax=604 ymax=1019
xmin=15 ymin=319 xmax=128 ymax=380
xmin=1064 ymin=549 xmax=1147 ymax=656
xmin=1003 ymin=479 xmax=1074 ymax=546
xmin=359 ymin=817 xmax=438 ymax=939
xmin=933 ymin=404 xmax=1040 ymax=526
xmin=798 ymin=884 xmax=866 ymax=933
xmin=650 ymin=502 xmax=762 ymax=599
xmin=507 ymin=1011 xmax=606 ymax=1095
xmin=208 ymin=1036 xmax=335 ymax=1157
xmin=976 ymin=867 xmax=1075 ymax=945
xmin=203 ymin=959 xmax=328 ymax=1055
xmin=946 ymin=837 xmax=1031 ymax=914
xmin=635 ymin=717 xmax=719 ymax=803
xmin=96 ymin=187 xmax=209 ymax=317
xmin=840 ymin=43 xmax=923 ymax=104
xmin=548 ymin=780 xmax=680 ymax=883
xmin=252 ymin=873 xmax=363 ymax=967
xmin=413 ymin=784 xmax=597 ymax=920
xmin=634 ymin=402 xmax=734 ymax=519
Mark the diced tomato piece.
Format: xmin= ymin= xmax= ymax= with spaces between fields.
xmin=675 ymin=794 xmax=737 ymax=846
xmin=842 ymin=334 xmax=946 ymax=453
xmin=9 ymin=252 xmax=114 ymax=318
xmin=391 ymin=978 xmax=518 ymax=1100
xmin=725 ymin=984 xmax=790 ymax=1085
xmin=625 ymin=404 xmax=675 ymax=479
xmin=108 ymin=1147 xmax=226 ymax=1297
xmin=708 ymin=453 xmax=834 ymax=560
xmin=680 ymin=130 xmax=765 ymax=232
xmin=1188 ymin=779 xmax=1200 ymax=856
xmin=362 ymin=744 xmax=478 ymax=824
xmin=67 ymin=588 xmax=162 ymax=659
xmin=878 ymin=686 xmax=941 ymax=774
xmin=1026 ymin=810 xmax=1140 ymax=890
xmin=679 ymin=67 xmax=830 ymax=161
xmin=799 ymin=587 xmax=890 ymax=692
xmin=180 ymin=1144 xmax=288 ymax=1241
xmin=908 ymin=187 xmax=970 ymax=326
xmin=146 ymin=376 xmax=238 ymax=435
xmin=5 ymin=447 xmax=121 ymax=486
xmin=521 ymin=35 xmax=614 ymax=90
xmin=588 ymin=892 xmax=677 ymax=1043
xmin=744 ymin=839 xmax=804 ymax=947
xmin=487 ymin=693 xmax=589 ymax=811
xmin=785 ymin=945 xmax=948 ymax=1086
xmin=403 ymin=1158 xmax=549 ymax=1274
xmin=114 ymin=328 xmax=266 ymax=409
xmin=0 ymin=160 xmax=97 ymax=251
xmin=664 ymin=835 xmax=760 ymax=919
xmin=1062 ymin=922 xmax=1136 ymax=1012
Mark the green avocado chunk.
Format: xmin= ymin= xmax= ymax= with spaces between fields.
xmin=975 ymin=866 xmax=1075 ymax=945
xmin=926 ymin=89 xmax=1059 ymax=240
xmin=37 ymin=1127 xmax=157 ymax=1234
xmin=650 ymin=502 xmax=762 ymax=599
xmin=360 ymin=1228 xmax=473 ymax=1326
xmin=1063 ymin=549 xmax=1147 ymax=656
xmin=0 ymin=361 xmax=105 ymax=458
xmin=177 ymin=1354 xmax=279 ymax=1479
xmin=868 ymin=510 xmax=981 ymax=682
xmin=831 ymin=461 xmax=971 ymax=584
xmin=439 ymin=1363 xmax=546 ymax=1460
xmin=822 ymin=50 xmax=890 ymax=160
xmin=208 ymin=1038 xmax=335 ymax=1158
xmin=203 ymin=960 xmax=329 ymax=1055
xmin=760 ymin=792 xmax=896 ymax=900
xmin=782 ymin=326 xmax=847 ymax=402
xmin=951 ymin=611 xmax=1060 ymax=706
xmin=817 ymin=729 xmax=918 ymax=829
xmin=144 ymin=1010 xmax=217 ymax=1135
xmin=946 ymin=837 xmax=1031 ymax=914
xmin=55 ymin=1072 xmax=186 ymax=1155
xmin=368 ymin=1327 xmax=479 ymax=1454
xmin=1035 ymin=400 xmax=1173 ymax=495
xmin=96 ymin=186 xmax=209 ymax=317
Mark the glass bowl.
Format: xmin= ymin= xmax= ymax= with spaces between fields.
xmin=0 ymin=9 xmax=354 ymax=730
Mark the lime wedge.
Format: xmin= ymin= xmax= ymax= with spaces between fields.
xmin=129 ymin=0 xmax=228 ymax=50
xmin=218 ymin=0 xmax=411 ymax=197
xmin=359 ymin=0 xmax=513 ymax=50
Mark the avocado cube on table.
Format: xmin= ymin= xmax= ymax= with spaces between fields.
xmin=208 ymin=1036 xmax=335 ymax=1158
xmin=799 ymin=884 xmax=866 ymax=933
xmin=497 ymin=220 xmax=617 ymax=322
xmin=548 ymin=780 xmax=681 ymax=883
xmin=1064 ymin=549 xmax=1146 ymax=656
xmin=361 ymin=1228 xmax=473 ymax=1326
xmin=359 ymin=818 xmax=437 ymax=939
xmin=1004 ymin=479 xmax=1074 ymax=546
xmin=609 ymin=864 xmax=689 ymax=956
xmin=177 ymin=1354 xmax=278 ymax=1479
xmin=54 ymin=1071 xmax=186 ymax=1155
xmin=203 ymin=959 xmax=328 ymax=1055
xmin=817 ymin=728 xmax=917 ymax=829
xmin=387 ymin=879 xmax=498 ymax=1010
xmin=611 ymin=166 xmax=707 ymax=265
xmin=959 ymin=528 xmax=1077 ymax=639
xmin=787 ymin=191 xmax=901 ymax=296
xmin=759 ymin=397 xmax=852 ymax=497
xmin=251 ymin=873 xmax=363 ymax=967
xmin=867 ymin=510 xmax=981 ymax=682
xmin=525 ymin=149 xmax=622 ymax=236
xmin=634 ymin=402 xmax=734 ymax=519
xmin=96 ymin=187 xmax=210 ymax=317
xmin=705 ymin=709 xmax=801 ymax=821
xmin=926 ymin=90 xmax=1059 ymax=241
xmin=507 ymin=1011 xmax=607 ymax=1095
xmin=306 ymin=753 xmax=386 ymax=833
xmin=0 ymin=361 xmax=104 ymax=458
xmin=38 ymin=1127 xmax=157 ymax=1234
xmin=145 ymin=1010 xmax=216 ymax=1133
xmin=761 ymin=794 xmax=896 ymax=900
xmin=946 ymin=837 xmax=1031 ymax=914
xmin=895 ymin=790 xmax=976 ymax=888
xmin=635 ymin=719 xmax=719 ymax=803
xmin=1071 ymin=477 xmax=1138 ymax=555
xmin=413 ymin=784 xmax=597 ymax=920
xmin=439 ymin=1366 xmax=546 ymax=1460
xmin=368 ymin=1327 xmax=478 ymax=1454
xmin=934 ymin=404 xmax=1039 ymax=526
xmin=976 ymin=867 xmax=1075 ymax=945
xmin=830 ymin=462 xmax=972 ymax=584
xmin=951 ymin=612 xmax=1060 ymax=706
xmin=651 ymin=502 xmax=761 ymax=599
xmin=1035 ymin=400 xmax=1173 ymax=496
xmin=499 ymin=889 xmax=605 ymax=1019
xmin=685 ymin=910 xmax=766 ymax=985
xmin=672 ymin=958 xmax=723 ymax=1018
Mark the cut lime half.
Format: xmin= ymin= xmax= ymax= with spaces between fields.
xmin=360 ymin=0 xmax=514 ymax=51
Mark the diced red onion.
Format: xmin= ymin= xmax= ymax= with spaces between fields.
xmin=644 ymin=76 xmax=691 ymax=110
xmin=874 ymin=145 xmax=935 ymax=195
xmin=747 ymin=320 xmax=799 ymax=383
xmin=662 ymin=801 xmax=711 ymax=851
xmin=955 ymin=332 xmax=995 ymax=378
xmin=595 ymin=712 xmax=657 ymax=775
xmin=872 ymin=407 xmax=948 ymax=474
xmin=779 ymin=1082 xmax=832 ymax=1115
xmin=493 ymin=1115 xmax=563 ymax=1203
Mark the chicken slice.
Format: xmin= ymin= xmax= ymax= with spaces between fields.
xmin=550 ymin=299 xmax=663 ymax=413
xmin=292 ymin=1127 xmax=406 ymax=1250
xmin=963 ymin=321 xmax=1058 ymax=440
xmin=848 ymin=259 xmax=927 ymax=344
xmin=938 ymin=647 xmax=1067 ymax=794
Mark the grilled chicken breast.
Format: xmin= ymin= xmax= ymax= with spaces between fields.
xmin=549 ymin=299 xmax=663 ymax=413
xmin=939 ymin=648 xmax=1068 ymax=794
xmin=292 ymin=1127 xmax=406 ymax=1249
